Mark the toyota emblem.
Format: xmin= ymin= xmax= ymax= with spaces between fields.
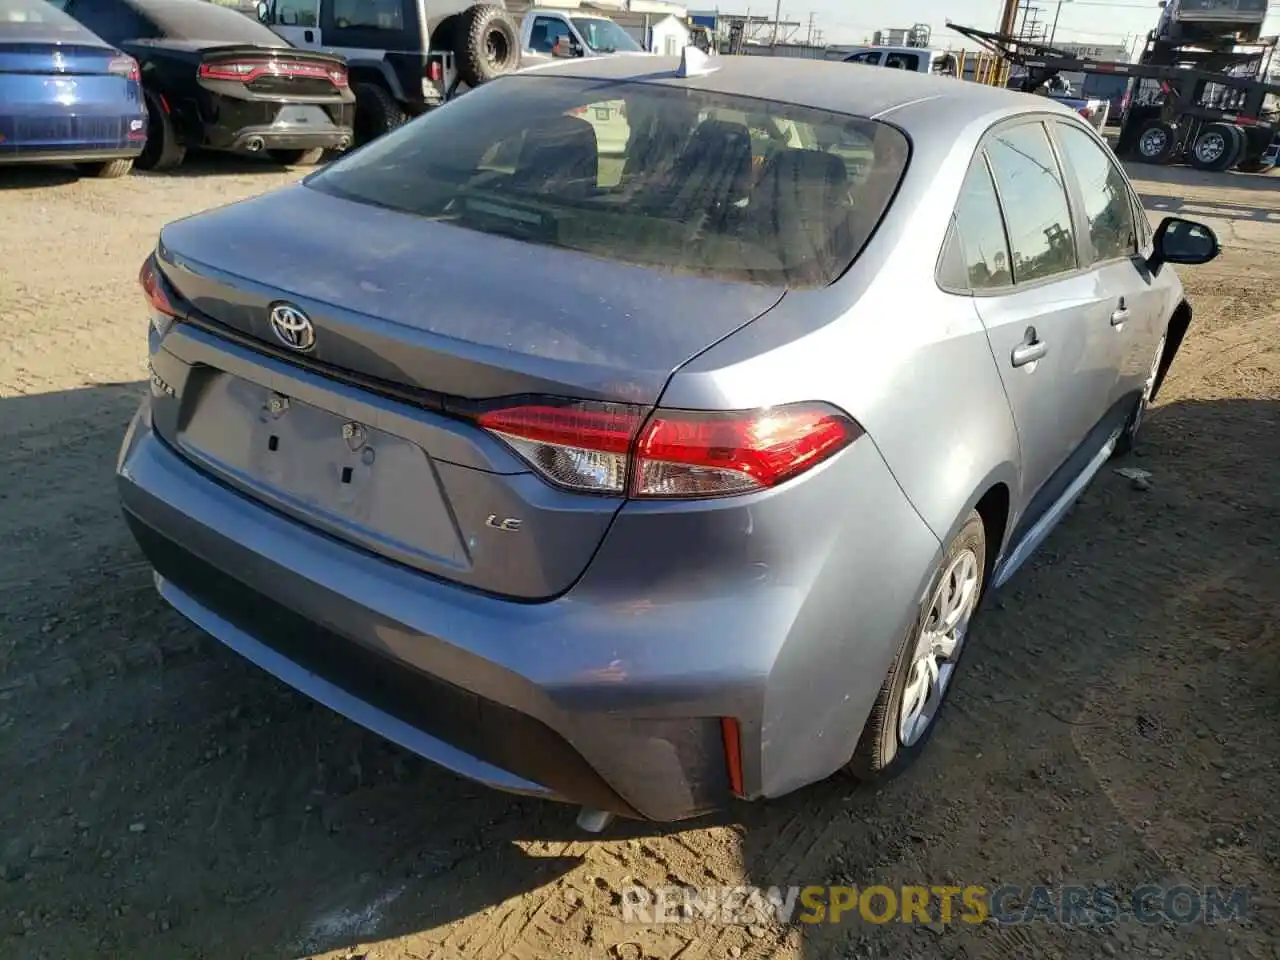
xmin=268 ymin=302 xmax=316 ymax=352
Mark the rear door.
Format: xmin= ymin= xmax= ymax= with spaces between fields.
xmin=954 ymin=118 xmax=1119 ymax=527
xmin=1049 ymin=118 xmax=1167 ymax=418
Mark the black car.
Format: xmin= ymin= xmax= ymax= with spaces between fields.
xmin=52 ymin=0 xmax=355 ymax=169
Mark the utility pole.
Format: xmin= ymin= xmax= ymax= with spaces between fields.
xmin=806 ymin=11 xmax=815 ymax=45
xmin=1048 ymin=0 xmax=1071 ymax=46
xmin=772 ymin=0 xmax=782 ymax=45
xmin=997 ymin=0 xmax=1019 ymax=36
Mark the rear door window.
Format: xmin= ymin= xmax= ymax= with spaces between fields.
xmin=982 ymin=121 xmax=1078 ymax=284
xmin=307 ymin=76 xmax=911 ymax=289
xmin=884 ymin=52 xmax=920 ymax=71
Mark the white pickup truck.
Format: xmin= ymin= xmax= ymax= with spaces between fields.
xmin=839 ymin=46 xmax=959 ymax=77
xmin=519 ymin=8 xmax=652 ymax=59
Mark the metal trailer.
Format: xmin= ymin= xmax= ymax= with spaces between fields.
xmin=948 ymin=21 xmax=1280 ymax=173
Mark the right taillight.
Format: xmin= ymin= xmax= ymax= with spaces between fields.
xmin=476 ymin=399 xmax=861 ymax=499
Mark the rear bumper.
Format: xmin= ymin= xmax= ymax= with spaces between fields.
xmin=0 ymin=145 xmax=143 ymax=165
xmin=199 ymin=101 xmax=355 ymax=153
xmin=118 ymin=394 xmax=939 ymax=821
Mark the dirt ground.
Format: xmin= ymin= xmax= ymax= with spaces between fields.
xmin=0 ymin=156 xmax=1277 ymax=960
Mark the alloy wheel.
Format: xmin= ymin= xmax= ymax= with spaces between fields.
xmin=898 ymin=548 xmax=982 ymax=747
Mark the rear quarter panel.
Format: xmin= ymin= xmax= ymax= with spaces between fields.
xmin=658 ymin=100 xmax=1025 ymax=788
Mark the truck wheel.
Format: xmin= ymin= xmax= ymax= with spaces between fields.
xmin=1189 ymin=123 xmax=1240 ymax=172
xmin=353 ymin=82 xmax=406 ymax=146
xmin=1134 ymin=119 xmax=1179 ymax=165
xmin=75 ymin=158 xmax=134 ymax=179
xmin=136 ymin=91 xmax=186 ymax=172
xmin=455 ymin=4 xmax=520 ymax=88
xmin=267 ymin=148 xmax=326 ymax=166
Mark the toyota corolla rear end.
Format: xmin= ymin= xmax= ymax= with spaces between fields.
xmin=117 ymin=68 xmax=937 ymax=822
xmin=0 ymin=0 xmax=145 ymax=166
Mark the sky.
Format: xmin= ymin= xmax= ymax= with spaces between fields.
xmin=737 ymin=0 xmax=1280 ymax=54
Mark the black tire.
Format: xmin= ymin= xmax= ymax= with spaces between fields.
xmin=1114 ymin=329 xmax=1168 ymax=457
xmin=1188 ymin=123 xmax=1241 ymax=171
xmin=75 ymin=158 xmax=133 ymax=179
xmin=1134 ymin=119 xmax=1179 ymax=165
xmin=847 ymin=510 xmax=987 ymax=780
xmin=267 ymin=148 xmax=325 ymax=166
xmin=135 ymin=91 xmax=186 ymax=171
xmin=352 ymin=82 xmax=406 ymax=146
xmin=455 ymin=4 xmax=520 ymax=89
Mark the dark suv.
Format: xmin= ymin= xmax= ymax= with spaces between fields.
xmin=258 ymin=0 xmax=521 ymax=144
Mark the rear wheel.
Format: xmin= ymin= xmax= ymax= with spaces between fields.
xmin=1189 ymin=123 xmax=1241 ymax=171
xmin=75 ymin=158 xmax=133 ymax=179
xmin=352 ymin=82 xmax=406 ymax=147
xmin=136 ymin=91 xmax=186 ymax=171
xmin=847 ymin=511 xmax=986 ymax=779
xmin=1135 ymin=119 xmax=1179 ymax=165
xmin=267 ymin=148 xmax=325 ymax=166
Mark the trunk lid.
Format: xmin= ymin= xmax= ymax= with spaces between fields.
xmin=156 ymin=184 xmax=784 ymax=405
xmin=0 ymin=42 xmax=141 ymax=147
xmin=151 ymin=185 xmax=783 ymax=599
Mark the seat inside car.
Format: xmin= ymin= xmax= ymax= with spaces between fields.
xmin=511 ymin=114 xmax=600 ymax=198
xmin=751 ymin=148 xmax=854 ymax=284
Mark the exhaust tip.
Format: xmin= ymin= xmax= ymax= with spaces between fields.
xmin=575 ymin=808 xmax=614 ymax=833
xmin=244 ymin=136 xmax=265 ymax=152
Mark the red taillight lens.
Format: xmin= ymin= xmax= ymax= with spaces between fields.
xmin=476 ymin=400 xmax=861 ymax=499
xmin=1078 ymin=107 xmax=1090 ymax=118
xmin=426 ymin=60 xmax=442 ymax=83
xmin=108 ymin=54 xmax=140 ymax=82
xmin=635 ymin=404 xmax=859 ymax=498
xmin=138 ymin=255 xmax=179 ymax=318
xmin=199 ymin=59 xmax=345 ymax=85
xmin=477 ymin=402 xmax=643 ymax=493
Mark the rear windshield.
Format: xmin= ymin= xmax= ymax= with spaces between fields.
xmin=125 ymin=0 xmax=287 ymax=44
xmin=307 ymin=76 xmax=910 ymax=288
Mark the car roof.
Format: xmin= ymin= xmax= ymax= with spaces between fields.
xmin=0 ymin=0 xmax=113 ymax=46
xmin=516 ymin=54 xmax=1043 ymax=125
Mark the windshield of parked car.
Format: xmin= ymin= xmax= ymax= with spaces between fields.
xmin=125 ymin=0 xmax=288 ymax=44
xmin=570 ymin=17 xmax=641 ymax=53
xmin=307 ymin=77 xmax=910 ymax=288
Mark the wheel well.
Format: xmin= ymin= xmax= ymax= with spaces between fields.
xmin=974 ymin=484 xmax=1010 ymax=585
xmin=1153 ymin=299 xmax=1192 ymax=402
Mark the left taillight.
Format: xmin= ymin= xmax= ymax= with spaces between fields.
xmin=475 ymin=399 xmax=861 ymax=499
xmin=139 ymin=255 xmax=179 ymax=322
xmin=108 ymin=54 xmax=140 ymax=82
xmin=328 ymin=64 xmax=349 ymax=88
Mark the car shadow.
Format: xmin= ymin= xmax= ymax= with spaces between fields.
xmin=0 ymin=165 xmax=83 ymax=190
xmin=0 ymin=383 xmax=1275 ymax=958
xmin=1122 ymin=160 xmax=1280 ymax=193
xmin=1137 ymin=192 xmax=1280 ymax=224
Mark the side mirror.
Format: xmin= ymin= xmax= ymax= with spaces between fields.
xmin=1149 ymin=216 xmax=1220 ymax=272
xmin=256 ymin=0 xmax=269 ymax=22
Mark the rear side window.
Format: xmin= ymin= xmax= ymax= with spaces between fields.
xmin=332 ymin=0 xmax=403 ymax=31
xmin=884 ymin=52 xmax=919 ymax=71
xmin=983 ymin=121 xmax=1078 ymax=283
xmin=308 ymin=77 xmax=911 ymax=289
xmin=1053 ymin=122 xmax=1137 ymax=263
xmin=950 ymin=155 xmax=1013 ymax=290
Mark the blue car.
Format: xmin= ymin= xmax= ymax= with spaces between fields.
xmin=0 ymin=0 xmax=146 ymax=177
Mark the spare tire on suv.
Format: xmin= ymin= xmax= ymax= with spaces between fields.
xmin=456 ymin=3 xmax=520 ymax=88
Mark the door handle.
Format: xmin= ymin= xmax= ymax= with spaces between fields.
xmin=1110 ymin=307 xmax=1130 ymax=326
xmin=1011 ymin=339 xmax=1048 ymax=368
xmin=304 ymin=29 xmax=314 ymax=41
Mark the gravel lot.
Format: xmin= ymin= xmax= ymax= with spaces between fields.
xmin=0 ymin=157 xmax=1277 ymax=960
